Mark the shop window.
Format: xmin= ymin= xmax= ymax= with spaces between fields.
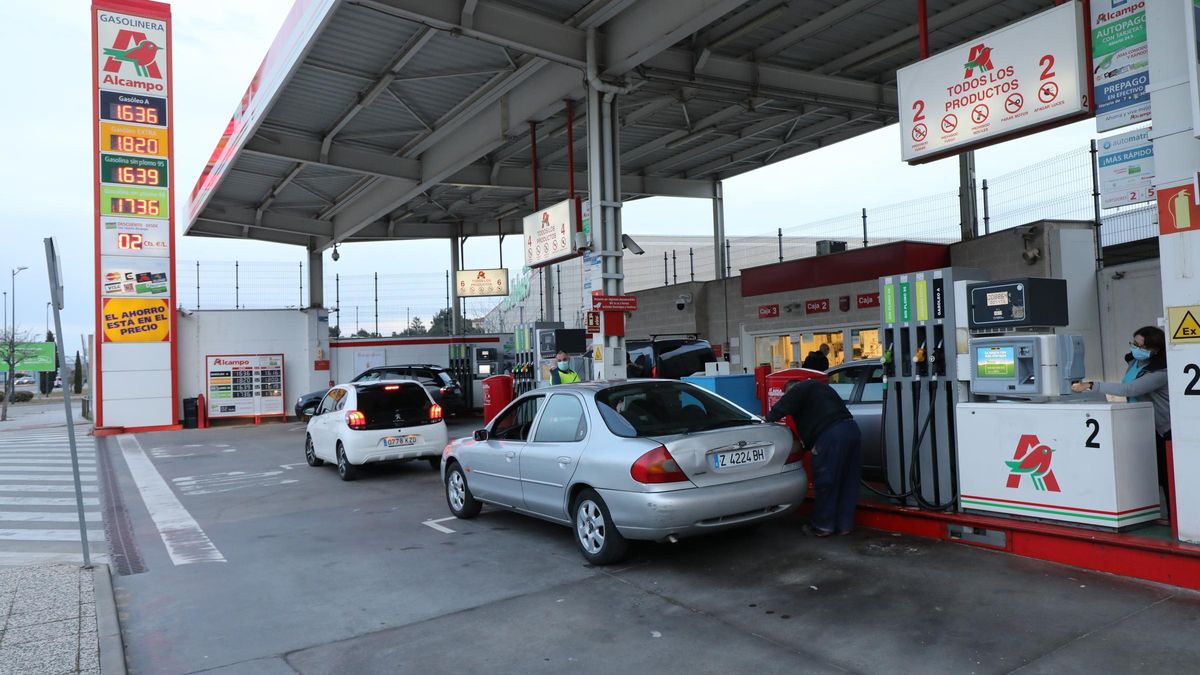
xmin=852 ymin=328 xmax=882 ymax=361
xmin=799 ymin=332 xmax=845 ymax=368
xmin=754 ymin=335 xmax=794 ymax=370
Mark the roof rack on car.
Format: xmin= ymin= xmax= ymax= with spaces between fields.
xmin=647 ymin=333 xmax=701 ymax=340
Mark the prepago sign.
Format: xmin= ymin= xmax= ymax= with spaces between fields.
xmin=898 ymin=2 xmax=1089 ymax=163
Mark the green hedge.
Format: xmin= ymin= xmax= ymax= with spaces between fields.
xmin=0 ymin=391 xmax=34 ymax=403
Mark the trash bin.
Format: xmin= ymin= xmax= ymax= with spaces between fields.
xmin=753 ymin=363 xmax=773 ymax=414
xmin=481 ymin=374 xmax=514 ymax=425
xmin=763 ymin=368 xmax=829 ymax=412
xmin=182 ymin=397 xmax=199 ymax=429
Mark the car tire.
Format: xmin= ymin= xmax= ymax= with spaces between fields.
xmin=444 ymin=462 xmax=481 ymax=519
xmin=336 ymin=444 xmax=358 ymax=481
xmin=305 ymin=435 xmax=324 ymax=467
xmin=572 ymin=488 xmax=629 ymax=565
xmin=427 ymin=456 xmax=442 ymax=471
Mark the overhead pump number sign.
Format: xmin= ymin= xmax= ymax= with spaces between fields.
xmin=898 ymin=2 xmax=1089 ymax=163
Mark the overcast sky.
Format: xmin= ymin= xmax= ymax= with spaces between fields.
xmin=3 ymin=0 xmax=1104 ymax=345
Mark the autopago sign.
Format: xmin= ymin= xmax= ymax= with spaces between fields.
xmin=898 ymin=2 xmax=1089 ymax=163
xmin=1097 ymin=127 xmax=1154 ymax=208
xmin=1092 ymin=0 xmax=1150 ymax=132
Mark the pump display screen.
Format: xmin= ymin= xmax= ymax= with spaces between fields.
xmin=976 ymin=347 xmax=1016 ymax=378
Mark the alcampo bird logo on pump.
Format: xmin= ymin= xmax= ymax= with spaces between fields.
xmin=963 ymin=43 xmax=994 ymax=79
xmin=103 ymin=30 xmax=162 ymax=79
xmin=1004 ymin=434 xmax=1061 ymax=492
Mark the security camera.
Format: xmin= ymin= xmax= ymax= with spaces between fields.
xmin=675 ymin=293 xmax=693 ymax=311
xmin=621 ymin=233 xmax=645 ymax=256
xmin=1022 ymin=247 xmax=1041 ymax=264
xmin=331 ymin=245 xmax=340 ymax=262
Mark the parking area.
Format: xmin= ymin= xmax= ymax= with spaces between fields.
xmin=98 ymin=422 xmax=1200 ymax=675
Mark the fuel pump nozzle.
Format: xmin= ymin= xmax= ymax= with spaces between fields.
xmin=913 ymin=342 xmax=928 ymax=378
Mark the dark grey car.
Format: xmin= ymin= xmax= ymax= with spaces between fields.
xmin=823 ymin=359 xmax=884 ymax=477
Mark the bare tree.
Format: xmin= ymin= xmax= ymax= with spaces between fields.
xmin=1 ymin=326 xmax=41 ymax=422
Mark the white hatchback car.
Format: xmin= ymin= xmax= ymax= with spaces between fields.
xmin=305 ymin=380 xmax=448 ymax=481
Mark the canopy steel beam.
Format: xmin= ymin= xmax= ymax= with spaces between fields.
xmin=751 ymin=0 xmax=883 ymax=61
xmin=685 ymin=112 xmax=874 ymax=178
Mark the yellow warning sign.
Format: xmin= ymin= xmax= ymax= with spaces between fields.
xmin=1168 ymin=306 xmax=1200 ymax=343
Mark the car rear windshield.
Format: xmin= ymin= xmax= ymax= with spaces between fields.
xmin=655 ymin=340 xmax=716 ymax=379
xmin=594 ymin=381 xmax=758 ymax=437
xmin=354 ymin=383 xmax=434 ymax=429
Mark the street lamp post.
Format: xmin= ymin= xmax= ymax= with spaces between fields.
xmin=9 ymin=267 xmax=27 ymax=400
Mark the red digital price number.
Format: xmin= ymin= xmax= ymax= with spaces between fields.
xmin=114 ymin=166 xmax=162 ymax=186
xmin=113 ymin=103 xmax=159 ymax=125
xmin=110 ymin=198 xmax=161 ymax=217
xmin=109 ymin=134 xmax=159 ymax=155
xmin=116 ymin=233 xmax=144 ymax=251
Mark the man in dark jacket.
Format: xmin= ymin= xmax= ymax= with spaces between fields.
xmin=765 ymin=378 xmax=862 ymax=536
xmin=801 ymin=343 xmax=831 ymax=371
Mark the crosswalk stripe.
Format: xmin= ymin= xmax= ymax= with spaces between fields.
xmin=0 ymin=465 xmax=95 ymax=473
xmin=0 ymin=512 xmax=101 ymax=523
xmin=0 ymin=529 xmax=105 ymax=542
xmin=0 ymin=475 xmax=97 ymax=482
xmin=0 ymin=485 xmax=99 ymax=493
xmin=0 ymin=496 xmax=100 ymax=506
xmin=0 ymin=459 xmax=97 ymax=465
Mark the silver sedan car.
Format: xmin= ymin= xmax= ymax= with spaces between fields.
xmin=441 ymin=379 xmax=807 ymax=564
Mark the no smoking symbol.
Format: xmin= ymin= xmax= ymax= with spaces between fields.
xmin=941 ymin=114 xmax=958 ymax=133
xmin=971 ymin=104 xmax=989 ymax=124
xmin=1038 ymin=81 xmax=1059 ymax=104
xmin=1004 ymin=93 xmax=1024 ymax=114
xmin=911 ymin=123 xmax=927 ymax=142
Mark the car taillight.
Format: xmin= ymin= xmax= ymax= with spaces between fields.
xmin=346 ymin=410 xmax=366 ymax=429
xmin=631 ymin=446 xmax=689 ymax=484
xmin=429 ymin=403 xmax=443 ymax=421
xmin=785 ymin=445 xmax=804 ymax=465
xmin=384 ymin=385 xmax=400 ymax=390
xmin=651 ymin=365 xmax=658 ymax=378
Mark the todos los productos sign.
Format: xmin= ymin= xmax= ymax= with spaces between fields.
xmin=898 ymin=2 xmax=1088 ymax=163
xmin=523 ymin=198 xmax=580 ymax=268
xmin=455 ymin=268 xmax=509 ymax=297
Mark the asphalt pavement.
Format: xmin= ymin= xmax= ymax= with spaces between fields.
xmin=94 ymin=419 xmax=1200 ymax=675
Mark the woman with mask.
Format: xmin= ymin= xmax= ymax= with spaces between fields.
xmin=1072 ymin=326 xmax=1171 ymax=518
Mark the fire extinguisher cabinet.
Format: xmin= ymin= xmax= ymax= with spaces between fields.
xmin=481 ymin=374 xmax=514 ymax=425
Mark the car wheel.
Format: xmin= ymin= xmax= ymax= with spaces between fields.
xmin=444 ymin=462 xmax=481 ymax=519
xmin=304 ymin=435 xmax=324 ymax=467
xmin=427 ymin=456 xmax=442 ymax=471
xmin=336 ymin=444 xmax=358 ymax=481
xmin=572 ymin=488 xmax=629 ymax=565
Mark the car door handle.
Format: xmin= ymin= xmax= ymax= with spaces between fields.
xmin=556 ymin=456 xmax=573 ymax=464
xmin=505 ymin=451 xmax=517 ymax=460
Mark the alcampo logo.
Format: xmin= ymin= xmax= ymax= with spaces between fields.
xmin=103 ymin=30 xmax=163 ymax=79
xmin=476 ymin=271 xmax=487 ymax=280
xmin=1005 ymin=434 xmax=1061 ymax=492
xmin=963 ymin=43 xmax=994 ymax=79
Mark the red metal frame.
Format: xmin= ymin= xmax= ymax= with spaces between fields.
xmin=92 ymin=0 xmax=178 ymax=433
xmin=917 ymin=0 xmax=928 ymax=59
xmin=202 ymin=353 xmax=287 ymax=423
xmin=529 ymin=121 xmax=539 ymax=211
xmin=329 ymin=336 xmax=501 ymax=349
xmin=566 ymin=99 xmax=575 ymax=200
xmin=857 ymin=501 xmax=1200 ymax=592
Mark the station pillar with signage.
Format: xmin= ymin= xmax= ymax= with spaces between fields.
xmin=1147 ymin=0 xmax=1200 ymax=543
xmin=92 ymin=0 xmax=178 ymax=431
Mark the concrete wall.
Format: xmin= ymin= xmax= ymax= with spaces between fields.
xmin=1097 ymin=257 xmax=1164 ymax=382
xmin=176 ymin=309 xmax=330 ymax=418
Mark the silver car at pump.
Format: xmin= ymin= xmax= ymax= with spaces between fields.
xmin=441 ymin=379 xmax=807 ymax=564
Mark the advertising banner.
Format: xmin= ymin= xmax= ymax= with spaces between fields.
xmin=205 ymin=354 xmax=284 ymax=418
xmin=1 ymin=343 xmax=56 ymax=372
xmin=455 ymin=268 xmax=509 ymax=297
xmin=898 ymin=3 xmax=1088 ymax=163
xmin=100 ymin=255 xmax=170 ymax=297
xmin=1092 ymin=0 xmax=1151 ymax=132
xmin=523 ymin=198 xmax=580 ymax=268
xmin=1096 ymin=127 xmax=1154 ymax=208
xmin=100 ymin=217 xmax=170 ymax=257
xmin=101 ymin=298 xmax=170 ymax=342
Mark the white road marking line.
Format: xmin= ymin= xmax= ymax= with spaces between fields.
xmin=0 ymin=475 xmax=97 ymax=482
xmin=117 ymin=434 xmax=225 ymax=565
xmin=0 ymin=512 xmax=101 ymax=523
xmin=279 ymin=463 xmax=306 ymax=470
xmin=171 ymin=470 xmax=297 ymax=496
xmin=421 ymin=516 xmax=456 ymax=534
xmin=0 ymin=496 xmax=100 ymax=506
xmin=0 ymin=465 xmax=92 ymax=473
xmin=0 ymin=529 xmax=105 ymax=542
xmin=0 ymin=459 xmax=97 ymax=465
xmin=0 ymin=485 xmax=99 ymax=493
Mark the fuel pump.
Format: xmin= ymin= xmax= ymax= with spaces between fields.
xmin=876 ymin=267 xmax=988 ymax=509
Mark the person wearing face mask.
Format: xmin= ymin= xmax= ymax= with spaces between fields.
xmin=1072 ymin=326 xmax=1171 ymax=518
xmin=550 ymin=350 xmax=580 ymax=385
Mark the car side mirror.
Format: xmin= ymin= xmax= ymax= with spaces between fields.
xmin=473 ymin=429 xmax=489 ymax=442
xmin=303 ymin=406 xmax=318 ymax=417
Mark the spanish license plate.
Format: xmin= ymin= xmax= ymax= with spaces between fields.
xmin=385 ymin=435 xmax=419 ymax=447
xmin=711 ymin=446 xmax=767 ymax=469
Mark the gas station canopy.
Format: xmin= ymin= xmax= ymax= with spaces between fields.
xmin=185 ymin=0 xmax=1051 ymax=250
